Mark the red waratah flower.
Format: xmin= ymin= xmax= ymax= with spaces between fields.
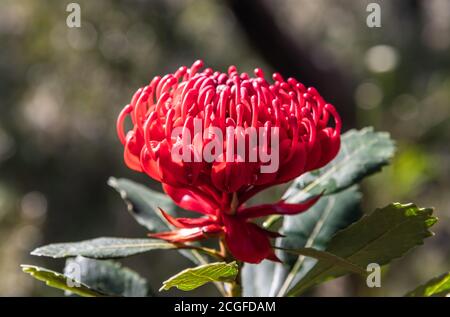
xmin=117 ymin=60 xmax=341 ymax=264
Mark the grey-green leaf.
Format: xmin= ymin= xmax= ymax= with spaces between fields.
xmin=287 ymin=203 xmax=437 ymax=296
xmin=283 ymin=127 xmax=395 ymax=202
xmin=281 ymin=187 xmax=362 ymax=259
xmin=65 ymin=256 xmax=150 ymax=297
xmin=242 ymin=260 xmax=277 ymax=297
xmin=108 ymin=177 xmax=179 ymax=233
xmin=405 ymin=272 xmax=450 ymax=297
xmin=254 ymin=187 xmax=361 ymax=297
xmin=21 ymin=265 xmax=108 ymax=297
xmin=31 ymin=237 xmax=176 ymax=259
xmin=108 ymin=177 xmax=203 ymax=265
xmin=160 ymin=262 xmax=238 ymax=292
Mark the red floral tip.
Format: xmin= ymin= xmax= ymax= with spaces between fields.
xmin=117 ymin=60 xmax=342 ymax=264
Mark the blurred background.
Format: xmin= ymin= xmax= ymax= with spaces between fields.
xmin=0 ymin=0 xmax=449 ymax=296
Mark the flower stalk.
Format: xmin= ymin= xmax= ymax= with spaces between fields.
xmin=220 ymin=238 xmax=242 ymax=297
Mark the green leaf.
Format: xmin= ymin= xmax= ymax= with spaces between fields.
xmin=21 ymin=265 xmax=107 ymax=297
xmin=108 ymin=177 xmax=203 ymax=265
xmin=278 ymin=247 xmax=367 ymax=277
xmin=31 ymin=237 xmax=177 ymax=259
xmin=108 ymin=177 xmax=179 ymax=233
xmin=254 ymin=188 xmax=362 ymax=297
xmin=65 ymin=256 xmax=150 ymax=297
xmin=287 ymin=203 xmax=437 ymax=296
xmin=283 ymin=127 xmax=395 ymax=202
xmin=160 ymin=262 xmax=238 ymax=292
xmin=405 ymin=272 xmax=450 ymax=297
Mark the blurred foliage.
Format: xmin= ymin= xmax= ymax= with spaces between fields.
xmin=0 ymin=0 xmax=449 ymax=296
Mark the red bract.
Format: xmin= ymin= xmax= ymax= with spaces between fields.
xmin=117 ymin=60 xmax=341 ymax=263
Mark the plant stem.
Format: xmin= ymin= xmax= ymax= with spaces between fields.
xmin=220 ymin=239 xmax=242 ymax=297
xmin=229 ymin=268 xmax=242 ymax=297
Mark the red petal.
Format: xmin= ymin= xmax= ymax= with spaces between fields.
xmin=159 ymin=208 xmax=217 ymax=228
xmin=237 ymin=195 xmax=321 ymax=219
xmin=211 ymin=160 xmax=255 ymax=193
xmin=158 ymin=139 xmax=204 ymax=186
xmin=222 ymin=215 xmax=274 ymax=264
xmin=158 ymin=208 xmax=186 ymax=228
xmin=304 ymin=136 xmax=323 ymax=172
xmin=149 ymin=224 xmax=223 ymax=243
xmin=124 ymin=132 xmax=143 ymax=172
xmin=201 ymin=224 xmax=223 ymax=235
xmin=176 ymin=217 xmax=218 ymax=228
xmin=316 ymin=128 xmax=341 ymax=169
xmin=162 ymin=184 xmax=219 ymax=215
xmin=116 ymin=104 xmax=133 ymax=145
xmin=275 ymin=142 xmax=307 ymax=184
xmin=149 ymin=227 xmax=205 ymax=243
xmin=140 ymin=147 xmax=161 ymax=181
xmin=157 ymin=141 xmax=188 ymax=187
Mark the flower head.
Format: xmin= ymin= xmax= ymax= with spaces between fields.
xmin=117 ymin=60 xmax=341 ymax=263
